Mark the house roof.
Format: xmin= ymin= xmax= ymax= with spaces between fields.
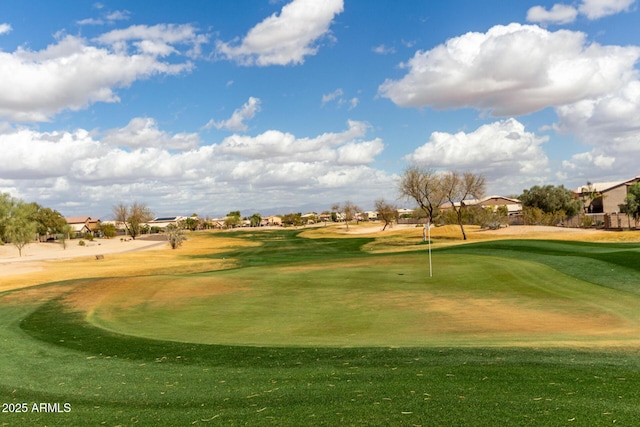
xmin=441 ymin=196 xmax=522 ymax=209
xmin=575 ymin=181 xmax=625 ymax=193
xmin=575 ymin=176 xmax=640 ymax=194
xmin=65 ymin=216 xmax=91 ymax=224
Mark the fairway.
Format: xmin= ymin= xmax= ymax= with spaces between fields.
xmin=2 ymin=228 xmax=640 ymax=425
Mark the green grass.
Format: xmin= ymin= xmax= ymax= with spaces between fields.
xmin=2 ymin=230 xmax=640 ymax=425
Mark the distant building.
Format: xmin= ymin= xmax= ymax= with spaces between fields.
xmin=147 ymin=216 xmax=188 ymax=230
xmin=65 ymin=216 xmax=101 ymax=237
xmin=440 ymin=196 xmax=522 ymax=216
xmin=575 ymin=176 xmax=640 ymax=214
xmin=575 ymin=176 xmax=640 ymax=228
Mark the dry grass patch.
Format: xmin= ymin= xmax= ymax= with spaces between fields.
xmin=0 ymin=231 xmax=257 ymax=292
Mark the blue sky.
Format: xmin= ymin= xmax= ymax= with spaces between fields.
xmin=1 ymin=0 xmax=639 ymax=218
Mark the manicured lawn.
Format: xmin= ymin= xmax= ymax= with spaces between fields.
xmin=2 ymin=229 xmax=640 ymax=425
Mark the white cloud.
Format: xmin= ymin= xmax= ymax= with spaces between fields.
xmin=105 ymin=10 xmax=131 ymax=22
xmin=95 ymin=23 xmax=208 ymax=58
xmin=215 ymin=0 xmax=344 ymax=66
xmin=217 ymin=119 xmax=369 ymax=161
xmin=0 ymin=25 xmax=205 ymax=123
xmin=204 ymin=97 xmax=261 ymax=132
xmin=379 ymin=23 xmax=640 ymax=116
xmin=321 ymin=88 xmax=343 ymax=105
xmin=0 ymin=23 xmax=12 ymax=35
xmin=526 ymin=4 xmax=579 ymax=24
xmin=372 ymin=44 xmax=395 ymax=55
xmin=554 ymin=79 xmax=640 ymax=182
xmin=527 ymin=0 xmax=636 ymax=24
xmin=337 ymin=139 xmax=384 ymax=165
xmin=1 ymin=120 xmax=395 ymax=216
xmin=405 ymin=118 xmax=549 ymax=192
xmin=555 ymin=80 xmax=640 ymax=147
xmin=103 ymin=117 xmax=201 ymax=150
xmin=563 ymin=150 xmax=616 ymax=170
xmin=0 ymin=128 xmax=103 ymax=180
xmin=77 ymin=10 xmax=130 ymax=26
xmin=579 ymin=0 xmax=636 ymax=19
xmin=321 ymin=88 xmax=358 ymax=109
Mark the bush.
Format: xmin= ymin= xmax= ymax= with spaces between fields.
xmin=580 ymin=216 xmax=594 ymax=228
xmin=78 ymin=240 xmax=86 ymax=246
xmin=165 ymin=224 xmax=185 ymax=249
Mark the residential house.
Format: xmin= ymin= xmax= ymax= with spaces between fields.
xmin=265 ymin=215 xmax=283 ymax=226
xmin=147 ymin=216 xmax=188 ymax=230
xmin=440 ymin=196 xmax=522 ymax=215
xmin=575 ymin=176 xmax=640 ymax=228
xmin=65 ymin=216 xmax=101 ymax=237
xmin=364 ymin=211 xmax=378 ymax=220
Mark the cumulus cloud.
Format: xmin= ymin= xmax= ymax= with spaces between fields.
xmin=321 ymin=88 xmax=358 ymax=109
xmin=526 ymin=4 xmax=579 ymax=24
xmin=556 ymin=80 xmax=640 ymax=146
xmin=527 ymin=0 xmax=636 ymax=24
xmin=372 ymin=44 xmax=395 ymax=55
xmin=204 ymin=97 xmax=262 ymax=132
xmin=0 ymin=24 xmax=205 ymax=122
xmin=554 ymin=79 xmax=640 ymax=181
xmin=0 ymin=120 xmax=394 ymax=215
xmin=94 ymin=23 xmax=208 ymax=58
xmin=378 ymin=23 xmax=640 ymax=116
xmin=103 ymin=117 xmax=201 ymax=150
xmin=78 ymin=9 xmax=131 ymax=26
xmin=563 ymin=150 xmax=616 ymax=170
xmin=215 ymin=0 xmax=344 ymax=66
xmin=405 ymin=118 xmax=549 ymax=192
xmin=321 ymin=89 xmax=343 ymax=105
xmin=216 ymin=119 xmax=370 ymax=160
xmin=0 ymin=23 xmax=12 ymax=35
xmin=579 ymin=0 xmax=636 ymax=19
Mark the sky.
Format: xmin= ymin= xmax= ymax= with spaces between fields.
xmin=1 ymin=0 xmax=639 ymax=218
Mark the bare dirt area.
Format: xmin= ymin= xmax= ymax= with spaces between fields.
xmin=0 ymin=236 xmax=167 ymax=276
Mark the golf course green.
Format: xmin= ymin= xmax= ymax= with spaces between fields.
xmin=2 ymin=228 xmax=640 ymax=425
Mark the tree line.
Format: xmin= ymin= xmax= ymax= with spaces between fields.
xmin=4 ymin=173 xmax=639 ymax=256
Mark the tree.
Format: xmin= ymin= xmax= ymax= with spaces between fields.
xmin=249 ymin=213 xmax=262 ymax=227
xmin=5 ymin=201 xmax=38 ymax=256
xmin=183 ymin=216 xmax=199 ymax=231
xmin=332 ymin=201 xmax=360 ymax=231
xmin=442 ymin=171 xmax=486 ymax=240
xmin=398 ymin=166 xmax=447 ymax=225
xmin=31 ymin=205 xmax=66 ymax=241
xmin=0 ymin=193 xmax=15 ymax=240
xmin=281 ymin=213 xmax=303 ymax=227
xmin=519 ymin=184 xmax=582 ymax=222
xmin=112 ymin=202 xmax=153 ymax=239
xmin=619 ymin=182 xmax=640 ymax=229
xmin=224 ymin=211 xmax=241 ymax=228
xmin=374 ymin=198 xmax=398 ymax=231
xmin=98 ymin=222 xmax=117 ymax=238
xmin=166 ymin=224 xmax=186 ymax=249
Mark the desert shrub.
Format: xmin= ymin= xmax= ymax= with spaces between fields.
xmin=580 ymin=216 xmax=594 ymax=228
xmin=166 ymin=224 xmax=185 ymax=249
